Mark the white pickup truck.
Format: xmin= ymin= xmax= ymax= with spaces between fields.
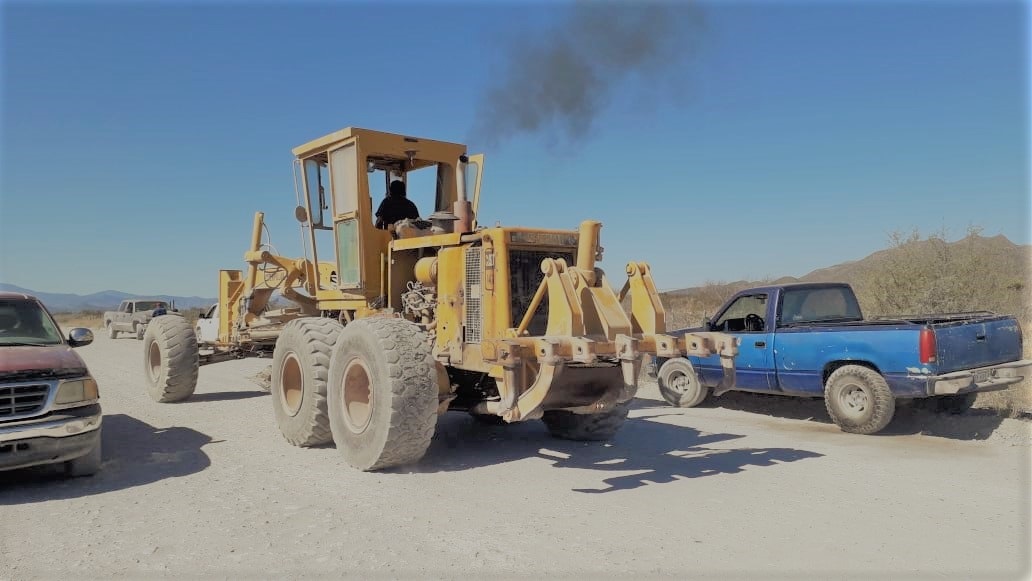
xmin=103 ymin=299 xmax=178 ymax=340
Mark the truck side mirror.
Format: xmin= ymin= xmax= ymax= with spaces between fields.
xmin=703 ymin=317 xmax=712 ymax=331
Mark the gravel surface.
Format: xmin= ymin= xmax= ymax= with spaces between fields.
xmin=1 ymin=333 xmax=1030 ymax=579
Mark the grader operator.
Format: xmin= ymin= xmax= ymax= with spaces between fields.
xmin=143 ymin=127 xmax=739 ymax=471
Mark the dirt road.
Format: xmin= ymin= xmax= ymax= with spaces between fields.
xmin=2 ymin=333 xmax=1029 ymax=579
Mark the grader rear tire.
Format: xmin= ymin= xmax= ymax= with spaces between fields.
xmin=270 ymin=318 xmax=343 ymax=447
xmin=327 ymin=317 xmax=438 ymax=471
xmin=542 ymin=400 xmax=631 ymax=441
xmin=142 ymin=316 xmax=199 ymax=403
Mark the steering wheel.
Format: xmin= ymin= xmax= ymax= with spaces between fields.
xmin=744 ymin=313 xmax=765 ymax=332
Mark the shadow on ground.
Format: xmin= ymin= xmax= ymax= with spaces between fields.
xmin=633 ymin=390 xmax=1009 ymax=441
xmin=407 ymin=411 xmax=823 ymax=493
xmin=0 ymin=414 xmax=214 ymax=505
xmin=180 ymin=389 xmax=268 ymax=403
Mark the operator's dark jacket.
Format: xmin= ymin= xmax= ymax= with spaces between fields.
xmin=375 ymin=181 xmax=420 ymax=229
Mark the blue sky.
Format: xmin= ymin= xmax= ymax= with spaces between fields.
xmin=1 ymin=0 xmax=1028 ymax=297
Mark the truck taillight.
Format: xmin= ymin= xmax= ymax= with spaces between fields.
xmin=919 ymin=328 xmax=937 ymax=364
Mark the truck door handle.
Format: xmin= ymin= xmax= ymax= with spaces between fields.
xmin=976 ymin=334 xmax=986 ymax=342
xmin=754 ymin=341 xmax=766 ymax=348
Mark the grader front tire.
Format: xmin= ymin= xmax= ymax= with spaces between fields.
xmin=142 ymin=316 xmax=199 ymax=403
xmin=270 ymin=318 xmax=343 ymax=447
xmin=327 ymin=317 xmax=438 ymax=471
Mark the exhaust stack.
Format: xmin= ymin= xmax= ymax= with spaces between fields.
xmin=453 ymin=154 xmax=473 ymax=232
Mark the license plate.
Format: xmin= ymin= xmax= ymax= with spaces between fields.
xmin=973 ymin=370 xmax=990 ymax=383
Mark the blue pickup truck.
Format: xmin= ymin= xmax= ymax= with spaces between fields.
xmin=648 ymin=282 xmax=1030 ymax=434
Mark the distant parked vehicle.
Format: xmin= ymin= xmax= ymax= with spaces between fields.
xmin=647 ymin=282 xmax=1031 ymax=434
xmin=104 ymin=299 xmax=179 ymax=340
xmin=0 ymin=291 xmax=102 ymax=476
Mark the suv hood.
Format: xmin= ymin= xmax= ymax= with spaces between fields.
xmin=0 ymin=345 xmax=88 ymax=380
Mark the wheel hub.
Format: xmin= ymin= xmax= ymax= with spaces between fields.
xmin=148 ymin=342 xmax=161 ymax=382
xmin=341 ymin=358 xmax=372 ymax=433
xmin=841 ymin=385 xmax=870 ymax=416
xmin=279 ymin=353 xmax=304 ymax=417
xmin=669 ymin=373 xmax=691 ymax=394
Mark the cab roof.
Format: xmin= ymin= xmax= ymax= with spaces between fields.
xmin=291 ymin=127 xmax=467 ymax=162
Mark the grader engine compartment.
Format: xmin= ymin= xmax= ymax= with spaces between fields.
xmin=140 ymin=125 xmax=740 ymax=472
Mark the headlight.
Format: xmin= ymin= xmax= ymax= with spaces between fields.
xmin=55 ymin=378 xmax=100 ymax=404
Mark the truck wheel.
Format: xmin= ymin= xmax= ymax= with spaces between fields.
xmin=143 ymin=315 xmax=199 ymax=403
xmin=542 ymin=400 xmax=631 ymax=441
xmin=135 ymin=324 xmax=145 ymax=340
xmin=824 ymin=365 xmax=895 ymax=434
xmin=657 ymin=357 xmax=709 ymax=408
xmin=106 ymin=322 xmax=117 ymax=339
xmin=65 ymin=434 xmax=102 ymax=477
xmin=270 ymin=318 xmax=342 ymax=447
xmin=327 ymin=317 xmax=438 ymax=471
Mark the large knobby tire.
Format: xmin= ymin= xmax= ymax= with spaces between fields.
xmin=327 ymin=317 xmax=438 ymax=471
xmin=270 ymin=318 xmax=342 ymax=447
xmin=142 ymin=315 xmax=199 ymax=403
xmin=542 ymin=400 xmax=631 ymax=441
xmin=824 ymin=365 xmax=895 ymax=434
xmin=106 ymin=322 xmax=117 ymax=339
xmin=658 ymin=357 xmax=709 ymax=408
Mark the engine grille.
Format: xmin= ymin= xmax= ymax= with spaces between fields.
xmin=464 ymin=246 xmax=483 ymax=344
xmin=509 ymin=249 xmax=576 ymax=337
xmin=0 ymin=383 xmax=50 ymax=418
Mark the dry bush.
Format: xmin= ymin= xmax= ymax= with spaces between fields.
xmin=52 ymin=310 xmax=104 ymax=331
xmin=854 ymin=226 xmax=1029 ymax=318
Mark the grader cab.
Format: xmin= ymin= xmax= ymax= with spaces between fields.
xmin=143 ymin=127 xmax=739 ymax=471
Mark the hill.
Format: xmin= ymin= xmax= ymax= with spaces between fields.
xmin=0 ymin=283 xmax=215 ymax=313
xmin=661 ymin=232 xmax=1031 ymax=328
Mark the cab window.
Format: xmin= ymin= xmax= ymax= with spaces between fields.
xmin=711 ymin=293 xmax=768 ymax=333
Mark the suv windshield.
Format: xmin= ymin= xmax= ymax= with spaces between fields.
xmin=0 ymin=299 xmax=64 ymax=346
xmin=135 ymin=301 xmax=168 ymax=311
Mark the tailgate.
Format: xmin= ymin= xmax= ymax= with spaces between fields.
xmin=934 ymin=317 xmax=1023 ymax=374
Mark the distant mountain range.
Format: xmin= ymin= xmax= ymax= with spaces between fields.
xmin=0 ymin=283 xmax=216 ymax=313
xmin=663 ymin=234 xmax=1031 ymax=297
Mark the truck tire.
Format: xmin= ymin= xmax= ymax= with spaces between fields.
xmin=65 ymin=434 xmax=102 ymax=477
xmin=134 ymin=323 xmax=145 ymax=340
xmin=542 ymin=400 xmax=630 ymax=441
xmin=106 ymin=322 xmax=117 ymax=339
xmin=143 ymin=315 xmax=199 ymax=403
xmin=824 ymin=365 xmax=895 ymax=434
xmin=270 ymin=317 xmax=342 ymax=447
xmin=327 ymin=317 xmax=438 ymax=471
xmin=657 ymin=357 xmax=709 ymax=408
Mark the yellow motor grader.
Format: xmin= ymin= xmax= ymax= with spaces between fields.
xmin=142 ymin=127 xmax=738 ymax=471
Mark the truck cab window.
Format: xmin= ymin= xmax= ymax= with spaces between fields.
xmin=781 ymin=287 xmax=862 ymax=324
xmin=712 ymin=294 xmax=768 ymax=333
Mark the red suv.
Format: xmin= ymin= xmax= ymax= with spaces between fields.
xmin=0 ymin=292 xmax=102 ymax=476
